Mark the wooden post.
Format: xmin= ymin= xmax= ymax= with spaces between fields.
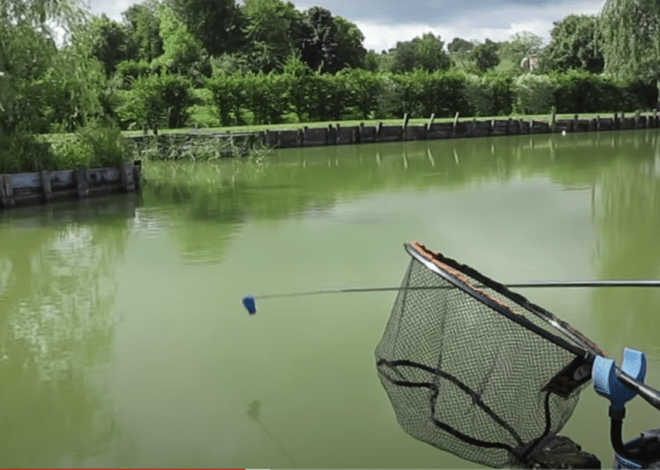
xmin=376 ymin=122 xmax=383 ymax=138
xmin=530 ymin=120 xmax=536 ymax=134
xmin=597 ymin=116 xmax=601 ymax=131
xmin=426 ymin=113 xmax=435 ymax=131
xmin=573 ymin=114 xmax=578 ymax=132
xmin=302 ymin=126 xmax=308 ymax=146
xmin=120 ymin=163 xmax=135 ymax=192
xmin=507 ymin=117 xmax=512 ymax=134
xmin=74 ymin=169 xmax=89 ymax=198
xmin=613 ymin=112 xmax=618 ymax=129
xmin=635 ymin=109 xmax=641 ymax=128
xmin=550 ymin=106 xmax=557 ymax=131
xmin=328 ymin=124 xmax=335 ymax=145
xmin=0 ymin=175 xmax=15 ymax=208
xmin=452 ymin=112 xmax=460 ymax=137
xmin=654 ymin=109 xmax=658 ymax=128
xmin=40 ymin=170 xmax=52 ymax=202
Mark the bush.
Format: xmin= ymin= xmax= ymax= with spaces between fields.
xmin=115 ymin=60 xmax=151 ymax=89
xmin=243 ymin=72 xmax=290 ymax=124
xmin=512 ymin=73 xmax=556 ymax=114
xmin=120 ymin=72 xmax=194 ymax=129
xmin=206 ymin=72 xmax=247 ymax=126
xmin=344 ymin=69 xmax=382 ymax=119
xmin=0 ymin=132 xmax=56 ymax=173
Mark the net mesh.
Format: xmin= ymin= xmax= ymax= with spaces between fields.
xmin=375 ymin=242 xmax=607 ymax=468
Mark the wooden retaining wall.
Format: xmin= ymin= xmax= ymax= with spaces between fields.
xmin=0 ymin=161 xmax=142 ymax=210
xmin=126 ymin=112 xmax=660 ymax=152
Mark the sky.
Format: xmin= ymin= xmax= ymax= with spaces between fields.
xmin=90 ymin=0 xmax=607 ymax=52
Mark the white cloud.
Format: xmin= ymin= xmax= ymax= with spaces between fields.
xmin=355 ymin=0 xmax=606 ymax=52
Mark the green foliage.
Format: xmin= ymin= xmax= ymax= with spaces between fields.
xmin=115 ymin=59 xmax=152 ymax=88
xmin=512 ymin=73 xmax=556 ymax=114
xmin=388 ymin=33 xmax=451 ymax=73
xmin=344 ymin=69 xmax=382 ymax=119
xmin=206 ymin=72 xmax=246 ymax=126
xmin=242 ymin=72 xmax=290 ymax=124
xmin=448 ymin=38 xmax=475 ymax=55
xmin=333 ymin=16 xmax=367 ymax=70
xmin=469 ymin=39 xmax=500 ymax=72
xmin=81 ymin=14 xmax=137 ymax=77
xmin=295 ymin=6 xmax=341 ymax=73
xmin=75 ymin=118 xmax=129 ymax=167
xmin=600 ymin=0 xmax=660 ymax=82
xmin=464 ymin=74 xmax=491 ymax=116
xmin=281 ymin=53 xmax=312 ymax=121
xmin=122 ymin=0 xmax=163 ymax=62
xmin=120 ymin=72 xmax=194 ymax=128
xmin=242 ymin=0 xmax=301 ymax=72
xmin=165 ymin=0 xmax=245 ymax=56
xmin=0 ymin=133 xmax=55 ymax=173
xmin=154 ymin=4 xmax=210 ymax=85
xmin=551 ymin=69 xmax=620 ymax=113
xmin=498 ymin=31 xmax=544 ymax=70
xmin=541 ymin=15 xmax=603 ymax=73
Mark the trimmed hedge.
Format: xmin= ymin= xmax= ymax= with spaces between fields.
xmin=114 ymin=67 xmax=658 ymax=129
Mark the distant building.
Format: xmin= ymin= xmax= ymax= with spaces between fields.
xmin=520 ymin=55 xmax=539 ymax=71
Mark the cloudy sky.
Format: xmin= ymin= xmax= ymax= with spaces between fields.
xmin=90 ymin=0 xmax=606 ymax=52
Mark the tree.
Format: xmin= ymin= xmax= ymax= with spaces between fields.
xmin=0 ymin=0 xmax=106 ymax=134
xmin=334 ymin=16 xmax=367 ymax=70
xmin=388 ymin=32 xmax=451 ymax=73
xmin=469 ymin=39 xmax=500 ymax=72
xmin=82 ymin=14 xmax=136 ymax=77
xmin=599 ymin=0 xmax=660 ymax=83
xmin=499 ymin=31 xmax=544 ymax=68
xmin=154 ymin=4 xmax=209 ymax=80
xmin=540 ymin=15 xmax=603 ymax=73
xmin=294 ymin=7 xmax=340 ymax=73
xmin=447 ymin=37 xmax=474 ymax=55
xmin=447 ymin=37 xmax=474 ymax=68
xmin=242 ymin=0 xmax=302 ymax=72
xmin=164 ymin=0 xmax=246 ymax=57
xmin=122 ymin=1 xmax=163 ymax=62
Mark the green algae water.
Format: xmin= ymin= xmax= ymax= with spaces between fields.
xmin=2 ymin=130 xmax=660 ymax=468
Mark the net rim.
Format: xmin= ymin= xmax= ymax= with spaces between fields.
xmin=404 ymin=241 xmax=607 ymax=360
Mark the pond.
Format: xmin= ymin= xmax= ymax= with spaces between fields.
xmin=1 ymin=129 xmax=660 ymax=468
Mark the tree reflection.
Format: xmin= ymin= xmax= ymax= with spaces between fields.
xmin=0 ymin=196 xmax=135 ymax=467
xmin=140 ymin=130 xmax=659 ymax=268
xmin=590 ymin=151 xmax=660 ymax=354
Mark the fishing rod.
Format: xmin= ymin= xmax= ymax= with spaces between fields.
xmin=242 ymin=279 xmax=660 ymax=313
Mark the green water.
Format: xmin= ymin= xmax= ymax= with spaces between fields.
xmin=2 ymin=130 xmax=660 ymax=468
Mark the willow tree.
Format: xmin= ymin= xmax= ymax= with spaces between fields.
xmin=599 ymin=0 xmax=660 ymax=86
xmin=0 ymin=0 xmax=90 ymax=132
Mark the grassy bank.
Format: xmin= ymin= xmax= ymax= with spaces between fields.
xmin=44 ymin=110 xmax=650 ymax=141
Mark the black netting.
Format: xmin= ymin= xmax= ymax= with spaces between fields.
xmin=375 ymin=244 xmax=605 ymax=468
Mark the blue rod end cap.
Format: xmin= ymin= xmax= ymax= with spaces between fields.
xmin=242 ymin=295 xmax=256 ymax=314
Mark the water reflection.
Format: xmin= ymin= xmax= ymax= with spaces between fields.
xmin=0 ymin=195 xmax=135 ymax=467
xmin=140 ymin=130 xmax=660 ymax=268
xmin=591 ymin=156 xmax=660 ymax=357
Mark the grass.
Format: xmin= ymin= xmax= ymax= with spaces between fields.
xmin=39 ymin=110 xmax=652 ymax=146
xmin=119 ymin=110 xmax=648 ymax=136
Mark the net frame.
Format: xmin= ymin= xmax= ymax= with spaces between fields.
xmin=375 ymin=241 xmax=609 ymax=468
xmin=402 ymin=241 xmax=607 ymax=360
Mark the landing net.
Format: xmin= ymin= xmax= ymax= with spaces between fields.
xmin=375 ymin=242 xmax=607 ymax=468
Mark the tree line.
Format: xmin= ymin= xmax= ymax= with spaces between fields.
xmin=1 ymin=0 xmax=659 ymax=169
